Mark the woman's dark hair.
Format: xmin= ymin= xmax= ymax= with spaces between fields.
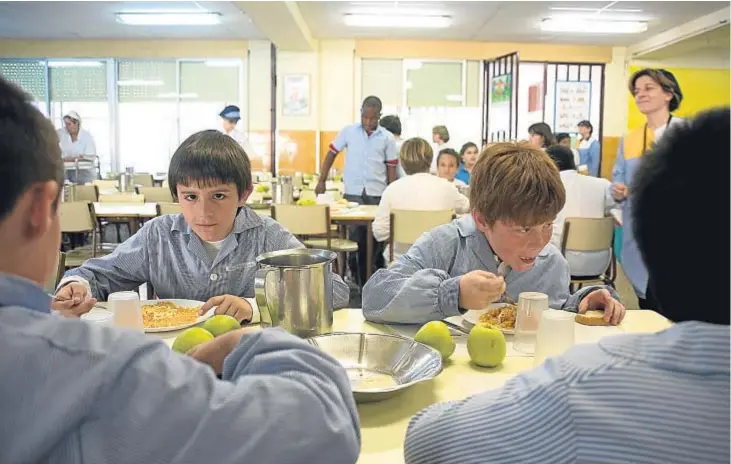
xmin=459 ymin=142 xmax=478 ymax=157
xmin=555 ymin=133 xmax=571 ymax=144
xmin=0 ymin=76 xmax=63 ymax=222
xmin=437 ymin=148 xmax=460 ymax=166
xmin=629 ymin=68 xmax=683 ymax=112
xmin=168 ymin=130 xmax=252 ymax=200
xmin=545 ymin=145 xmax=576 ymax=171
xmin=577 ymin=120 xmax=593 ymax=135
xmin=380 ymin=115 xmax=401 ymax=137
xmin=528 ymin=122 xmax=555 ymax=148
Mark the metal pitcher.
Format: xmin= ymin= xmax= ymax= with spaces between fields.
xmin=276 ymin=176 xmax=294 ymax=205
xmin=254 ymin=249 xmax=337 ymax=338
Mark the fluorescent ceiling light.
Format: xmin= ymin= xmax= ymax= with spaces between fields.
xmin=116 ymin=12 xmax=221 ymax=26
xmin=47 ymin=61 xmax=103 ymax=68
xmin=117 ymin=79 xmax=165 ymax=87
xmin=550 ymin=7 xmax=643 ymax=13
xmin=541 ymin=18 xmax=647 ymax=34
xmin=344 ymin=13 xmax=451 ymax=28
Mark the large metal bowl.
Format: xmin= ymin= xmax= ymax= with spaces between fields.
xmin=307 ymin=332 xmax=443 ymax=403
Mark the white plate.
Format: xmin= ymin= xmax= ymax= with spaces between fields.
xmin=141 ymin=299 xmax=215 ymax=333
xmin=461 ymin=303 xmax=516 ymax=334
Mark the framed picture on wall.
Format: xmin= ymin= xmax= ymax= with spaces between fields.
xmin=282 ymin=74 xmax=310 ymax=116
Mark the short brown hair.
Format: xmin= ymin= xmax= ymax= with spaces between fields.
xmin=168 ymin=130 xmax=252 ymax=200
xmin=0 ymin=76 xmax=63 ymax=222
xmin=629 ymin=68 xmax=683 ymax=112
xmin=469 ymin=142 xmax=565 ymax=226
xmin=432 ymin=125 xmax=450 ymax=143
xmin=399 ymin=137 xmax=433 ymax=175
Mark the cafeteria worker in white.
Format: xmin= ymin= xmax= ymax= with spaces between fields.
xmin=57 ymin=111 xmax=97 ymax=184
xmin=219 ymin=105 xmax=258 ymax=158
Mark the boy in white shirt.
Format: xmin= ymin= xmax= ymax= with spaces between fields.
xmin=547 ymin=145 xmax=615 ymax=277
xmin=372 ymin=138 xmax=469 ymax=261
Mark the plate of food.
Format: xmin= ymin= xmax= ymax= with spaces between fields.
xmin=461 ymin=303 xmax=517 ymax=334
xmin=141 ymin=299 xmax=215 ymax=333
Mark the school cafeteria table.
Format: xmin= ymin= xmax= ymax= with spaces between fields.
xmin=92 ymin=202 xmax=158 ymax=234
xmin=147 ymin=307 xmax=672 ymax=464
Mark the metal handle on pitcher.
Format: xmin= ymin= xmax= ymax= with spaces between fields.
xmin=254 ymin=267 xmax=274 ymax=327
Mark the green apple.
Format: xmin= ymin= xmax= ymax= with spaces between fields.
xmin=172 ymin=327 xmax=214 ymax=354
xmin=467 ymin=323 xmax=506 ymax=367
xmin=202 ymin=315 xmax=241 ymax=337
xmin=414 ymin=321 xmax=455 ymax=360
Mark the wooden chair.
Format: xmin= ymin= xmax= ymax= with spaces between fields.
xmin=69 ymin=184 xmax=99 ymax=202
xmin=92 ymin=179 xmax=119 ymax=192
xmin=44 ymin=251 xmax=66 ymax=293
xmin=560 ymin=217 xmax=617 ymax=291
xmin=99 ymin=193 xmax=145 ymax=204
xmin=272 ymin=204 xmax=358 ymax=277
xmin=389 ymin=209 xmax=455 ymax=262
xmin=132 ymin=173 xmax=154 ymax=188
xmin=156 ymin=202 xmax=183 ymax=216
xmin=60 ymin=202 xmax=101 ymax=268
xmin=136 ymin=186 xmax=174 ymax=203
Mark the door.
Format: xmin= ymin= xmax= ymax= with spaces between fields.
xmin=481 ymin=52 xmax=519 ymax=146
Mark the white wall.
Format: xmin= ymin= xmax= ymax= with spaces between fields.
xmin=319 ymin=40 xmax=357 ymax=131
xmin=602 ymin=47 xmax=630 ymax=137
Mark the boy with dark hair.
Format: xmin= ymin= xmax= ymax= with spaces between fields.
xmin=436 ymin=148 xmax=466 ymax=187
xmin=380 ymin=114 xmax=405 ymax=178
xmin=0 ymin=76 xmax=360 ymax=463
xmin=404 ymin=107 xmax=729 ymax=464
xmin=316 ymin=96 xmax=399 ymax=284
xmin=54 ymin=130 xmax=350 ymax=321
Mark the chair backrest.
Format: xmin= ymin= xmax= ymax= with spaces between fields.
xmin=136 ymin=187 xmax=174 ymax=203
xmin=44 ymin=251 xmax=66 ymax=293
xmin=99 ymin=193 xmax=145 ymax=204
xmin=156 ymin=202 xmax=183 ymax=216
xmin=272 ymin=204 xmax=329 ymax=236
xmin=390 ymin=209 xmax=455 ymax=246
xmin=561 ymin=217 xmax=614 ymax=253
xmin=71 ymin=184 xmax=99 ymax=202
xmin=132 ymin=173 xmax=153 ymax=187
xmin=92 ymin=179 xmax=119 ymax=191
xmin=59 ymin=202 xmax=95 ymax=232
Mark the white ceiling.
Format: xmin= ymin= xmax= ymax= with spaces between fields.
xmin=298 ymin=1 xmax=730 ymax=45
xmin=0 ymin=1 xmax=266 ymax=39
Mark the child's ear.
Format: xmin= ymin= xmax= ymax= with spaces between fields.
xmin=238 ymin=185 xmax=254 ymax=206
xmin=472 ymin=210 xmax=490 ymax=232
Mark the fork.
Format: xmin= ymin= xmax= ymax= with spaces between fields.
xmin=496 ymin=262 xmax=516 ymax=305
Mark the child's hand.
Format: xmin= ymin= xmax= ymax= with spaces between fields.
xmin=458 ymin=271 xmax=505 ymax=310
xmin=187 ymin=328 xmax=256 ymax=375
xmin=200 ymin=295 xmax=253 ymax=324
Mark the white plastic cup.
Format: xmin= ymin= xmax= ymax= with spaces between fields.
xmin=534 ymin=309 xmax=576 ymax=365
xmin=513 ymin=292 xmax=549 ymax=355
xmin=80 ymin=310 xmax=114 ymax=328
xmin=109 ymin=291 xmax=144 ymax=332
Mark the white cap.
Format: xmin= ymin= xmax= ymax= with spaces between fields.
xmin=63 ymin=111 xmax=81 ymax=123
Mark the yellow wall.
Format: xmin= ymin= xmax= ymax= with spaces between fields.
xmin=627 ymin=65 xmax=730 ymax=130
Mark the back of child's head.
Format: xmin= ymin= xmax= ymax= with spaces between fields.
xmin=437 ymin=148 xmax=460 ymax=166
xmin=400 ymin=137 xmax=433 ymax=175
xmin=380 ymin=115 xmax=401 ymax=137
xmin=545 ymin=145 xmax=576 ymax=171
xmin=168 ymin=130 xmax=252 ymax=200
xmin=470 ymin=142 xmax=565 ymax=226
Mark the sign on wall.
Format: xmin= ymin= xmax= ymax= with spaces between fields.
xmin=282 ymin=74 xmax=310 ymax=116
xmin=554 ymin=80 xmax=591 ymax=133
xmin=491 ymin=74 xmax=512 ymax=104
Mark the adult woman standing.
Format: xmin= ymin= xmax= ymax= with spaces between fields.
xmin=430 ymin=125 xmax=451 ymax=173
xmin=612 ymin=68 xmax=684 ymax=309
xmin=577 ymin=120 xmax=601 ymax=176
xmin=57 ymin=111 xmax=97 ymax=184
xmin=528 ymin=122 xmax=555 ymax=150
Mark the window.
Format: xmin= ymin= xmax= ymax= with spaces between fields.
xmin=117 ymin=60 xmax=179 ymax=174
xmin=0 ymin=59 xmax=49 ymax=116
xmin=49 ymin=60 xmax=111 ymax=173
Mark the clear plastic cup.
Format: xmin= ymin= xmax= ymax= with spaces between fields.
xmin=513 ymin=292 xmax=549 ymax=355
xmin=534 ymin=309 xmax=576 ymax=366
xmin=108 ymin=291 xmax=144 ymax=332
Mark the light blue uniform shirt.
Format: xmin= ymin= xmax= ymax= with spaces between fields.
xmin=330 ymin=123 xmax=398 ymax=196
xmin=578 ymin=138 xmax=601 ymax=177
xmin=405 ymin=321 xmax=730 ymax=464
xmin=0 ymin=273 xmax=360 ymax=463
xmin=63 ymin=207 xmax=350 ymax=308
xmin=362 ymin=215 xmax=617 ymax=324
xmin=454 ymin=164 xmax=471 ymax=185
